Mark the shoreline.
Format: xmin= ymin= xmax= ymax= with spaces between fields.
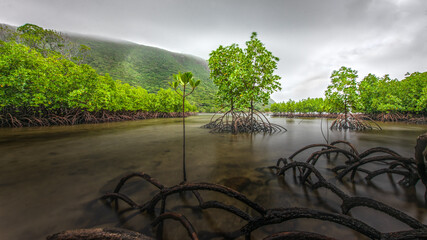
xmin=270 ymin=112 xmax=427 ymax=124
xmin=0 ymin=109 xmax=197 ymax=128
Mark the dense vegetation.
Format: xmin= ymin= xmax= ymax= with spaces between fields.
xmin=70 ymin=35 xmax=217 ymax=112
xmin=0 ymin=36 xmax=196 ymax=126
xmin=271 ymin=67 xmax=426 ymax=118
xmin=270 ymin=98 xmax=326 ymax=113
xmin=1 ymin=23 xmax=217 ymax=112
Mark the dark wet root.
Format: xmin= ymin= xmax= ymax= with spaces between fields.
xmin=202 ymin=109 xmax=286 ymax=134
xmin=373 ymin=112 xmax=410 ymax=123
xmin=100 ymin=164 xmax=427 ymax=239
xmin=50 ymin=133 xmax=427 ymax=239
xmin=102 ymin=177 xmax=266 ymax=217
xmin=330 ymin=113 xmax=382 ymax=131
xmin=271 ymin=162 xmax=426 ymax=230
xmin=415 ymin=133 xmax=427 ymax=187
xmin=0 ymin=107 xmax=195 ymax=127
xmin=271 ymin=112 xmax=426 ymax=124
xmin=275 ymin=139 xmax=420 ymax=187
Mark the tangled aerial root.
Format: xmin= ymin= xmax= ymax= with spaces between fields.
xmin=330 ymin=113 xmax=382 ymax=131
xmin=202 ymin=109 xmax=286 ymax=134
xmin=275 ymin=139 xmax=422 ymax=187
xmin=375 ymin=112 xmax=408 ymax=122
xmin=270 ymin=162 xmax=425 ymax=230
xmin=100 ymin=162 xmax=427 ymax=239
xmin=271 ymin=112 xmax=427 ymax=124
xmin=0 ymin=107 xmax=195 ymax=128
xmin=49 ymin=133 xmax=427 ymax=239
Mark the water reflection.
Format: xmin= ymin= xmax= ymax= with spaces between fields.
xmin=0 ymin=115 xmax=425 ymax=239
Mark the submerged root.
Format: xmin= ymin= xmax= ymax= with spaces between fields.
xmin=202 ymin=109 xmax=286 ymax=134
xmin=50 ymin=133 xmax=427 ymax=239
xmin=271 ymin=162 xmax=425 ymax=230
xmin=100 ymin=154 xmax=427 ymax=240
xmin=274 ymin=139 xmax=420 ymax=187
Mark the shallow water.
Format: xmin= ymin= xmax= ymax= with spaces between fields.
xmin=0 ymin=115 xmax=426 ymax=239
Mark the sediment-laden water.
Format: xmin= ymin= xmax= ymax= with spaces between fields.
xmin=0 ymin=115 xmax=425 ymax=239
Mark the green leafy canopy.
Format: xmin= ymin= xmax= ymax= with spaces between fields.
xmin=208 ymin=32 xmax=281 ymax=110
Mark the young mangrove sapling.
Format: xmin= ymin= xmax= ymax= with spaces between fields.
xmin=169 ymin=71 xmax=200 ymax=182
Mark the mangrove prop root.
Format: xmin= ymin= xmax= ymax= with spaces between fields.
xmin=202 ymin=109 xmax=286 ymax=134
xmin=415 ymin=133 xmax=427 ymax=186
xmin=100 ymin=160 xmax=427 ymax=240
xmin=330 ymin=140 xmax=359 ymax=155
xmin=113 ymin=172 xmax=165 ymax=193
xmin=51 ymin=133 xmax=427 ymax=239
xmin=270 ymin=112 xmax=423 ymax=125
xmin=103 ymin=180 xmax=266 ymax=216
xmin=334 ymin=155 xmax=418 ymax=185
xmin=371 ymin=112 xmax=427 ymax=124
xmin=288 ymin=141 xmax=359 ymax=163
xmin=330 ymin=113 xmax=382 ymax=131
xmin=152 ymin=212 xmax=198 ymax=240
xmin=281 ymin=139 xmax=420 ymax=187
xmin=241 ymin=207 xmax=381 ymax=239
xmin=272 ymin=162 xmax=426 ymax=230
xmin=0 ymin=107 xmax=196 ymax=128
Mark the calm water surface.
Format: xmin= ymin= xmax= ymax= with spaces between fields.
xmin=0 ymin=115 xmax=426 ymax=239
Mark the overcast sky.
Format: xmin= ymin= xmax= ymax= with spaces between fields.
xmin=1 ymin=0 xmax=426 ymax=102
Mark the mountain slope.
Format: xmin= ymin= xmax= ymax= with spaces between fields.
xmin=70 ymin=35 xmax=217 ymax=111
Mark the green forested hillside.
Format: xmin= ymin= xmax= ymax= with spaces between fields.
xmin=0 ymin=23 xmax=217 ymax=112
xmin=70 ymin=35 xmax=217 ymax=112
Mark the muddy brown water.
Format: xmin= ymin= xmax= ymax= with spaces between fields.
xmin=0 ymin=114 xmax=426 ymax=239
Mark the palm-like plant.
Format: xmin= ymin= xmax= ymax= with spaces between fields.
xmin=169 ymin=71 xmax=200 ymax=182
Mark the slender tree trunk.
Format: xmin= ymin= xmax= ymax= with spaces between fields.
xmin=182 ymin=86 xmax=186 ymax=182
xmin=231 ymin=97 xmax=235 ymax=134
xmin=344 ymin=97 xmax=348 ymax=127
xmin=250 ymin=99 xmax=254 ymax=132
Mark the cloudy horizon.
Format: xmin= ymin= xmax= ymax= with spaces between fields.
xmin=1 ymin=0 xmax=426 ymax=102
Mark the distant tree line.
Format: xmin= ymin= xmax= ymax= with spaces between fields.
xmin=270 ymin=67 xmax=426 ymax=117
xmin=270 ymin=98 xmax=326 ymax=113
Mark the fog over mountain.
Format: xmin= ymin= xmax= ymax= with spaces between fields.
xmin=1 ymin=0 xmax=426 ymax=102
